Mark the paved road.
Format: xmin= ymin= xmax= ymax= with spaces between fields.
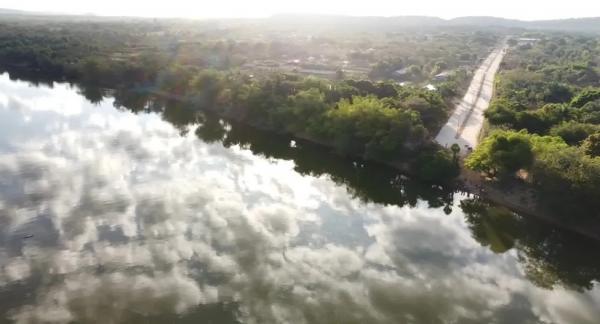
xmin=435 ymin=45 xmax=507 ymax=155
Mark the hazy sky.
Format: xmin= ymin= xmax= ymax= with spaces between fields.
xmin=1 ymin=0 xmax=599 ymax=20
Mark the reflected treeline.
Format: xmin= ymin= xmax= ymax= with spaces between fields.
xmin=0 ymin=68 xmax=475 ymax=213
xmin=66 ymin=75 xmax=456 ymax=209
xmin=461 ymin=198 xmax=600 ymax=291
xmin=219 ymin=117 xmax=455 ymax=209
xmin=0 ymin=67 xmax=58 ymax=88
xmin=107 ymin=85 xmax=456 ymax=209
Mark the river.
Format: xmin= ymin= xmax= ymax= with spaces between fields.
xmin=0 ymin=72 xmax=599 ymax=324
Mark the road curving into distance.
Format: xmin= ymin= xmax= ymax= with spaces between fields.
xmin=435 ymin=44 xmax=507 ymax=155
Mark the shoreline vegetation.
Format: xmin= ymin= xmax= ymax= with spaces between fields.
xmin=1 ymin=15 xmax=600 ymax=239
xmin=465 ymin=35 xmax=600 ymax=240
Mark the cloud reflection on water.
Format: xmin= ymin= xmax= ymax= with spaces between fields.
xmin=0 ymin=73 xmax=599 ymax=324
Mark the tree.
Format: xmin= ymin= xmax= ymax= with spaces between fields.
xmin=450 ymin=143 xmax=461 ymax=162
xmin=465 ymin=130 xmax=534 ymax=178
xmin=537 ymin=103 xmax=571 ymax=126
xmin=282 ymin=89 xmax=328 ymax=133
xmin=542 ymin=82 xmax=573 ymax=103
xmin=484 ymin=99 xmax=520 ymax=126
xmin=408 ymin=65 xmax=423 ymax=80
xmin=187 ymin=69 xmax=226 ymax=108
xmin=514 ymin=111 xmax=548 ymax=134
xmin=80 ymin=57 xmax=113 ymax=82
xmin=577 ymin=100 xmax=600 ymax=124
xmin=582 ymin=133 xmax=600 ymax=157
xmin=571 ymin=88 xmax=600 ymax=108
xmin=549 ymin=121 xmax=600 ymax=145
xmin=415 ymin=149 xmax=459 ymax=183
xmin=322 ymin=96 xmax=426 ymax=158
xmin=531 ymin=145 xmax=600 ymax=217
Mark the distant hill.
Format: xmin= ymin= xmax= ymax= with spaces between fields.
xmin=1 ymin=8 xmax=600 ymax=33
xmin=269 ymin=14 xmax=600 ymax=33
xmin=448 ymin=16 xmax=527 ymax=28
xmin=0 ymin=8 xmax=64 ymax=16
xmin=266 ymin=14 xmax=446 ymax=31
xmin=448 ymin=16 xmax=600 ymax=33
xmin=0 ymin=8 xmax=31 ymax=15
xmin=531 ymin=18 xmax=600 ymax=33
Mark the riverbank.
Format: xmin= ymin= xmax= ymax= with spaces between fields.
xmin=458 ymin=167 xmax=600 ymax=241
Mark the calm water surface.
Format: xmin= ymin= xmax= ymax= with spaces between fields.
xmin=0 ymin=72 xmax=599 ymax=323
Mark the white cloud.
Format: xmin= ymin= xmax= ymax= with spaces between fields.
xmin=10 ymin=270 xmax=214 ymax=324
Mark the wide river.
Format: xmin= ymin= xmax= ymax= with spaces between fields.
xmin=0 ymin=72 xmax=599 ymax=324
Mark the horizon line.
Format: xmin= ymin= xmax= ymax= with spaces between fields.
xmin=1 ymin=7 xmax=599 ymax=22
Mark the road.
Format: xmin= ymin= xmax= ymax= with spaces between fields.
xmin=435 ymin=45 xmax=507 ymax=155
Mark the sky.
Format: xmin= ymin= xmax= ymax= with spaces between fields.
xmin=1 ymin=0 xmax=599 ymax=21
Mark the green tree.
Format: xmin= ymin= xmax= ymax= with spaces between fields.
xmin=542 ymin=82 xmax=573 ymax=104
xmin=582 ymin=133 xmax=600 ymax=157
xmin=549 ymin=121 xmax=600 ymax=145
xmin=281 ymin=88 xmax=328 ymax=133
xmin=450 ymin=143 xmax=461 ymax=162
xmin=187 ymin=69 xmax=226 ymax=108
xmin=571 ymin=88 xmax=600 ymax=108
xmin=465 ymin=130 xmax=534 ymax=178
xmin=576 ymin=100 xmax=600 ymax=124
xmin=322 ymin=96 xmax=426 ymax=158
xmin=484 ymin=99 xmax=520 ymax=126
xmin=415 ymin=149 xmax=459 ymax=183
